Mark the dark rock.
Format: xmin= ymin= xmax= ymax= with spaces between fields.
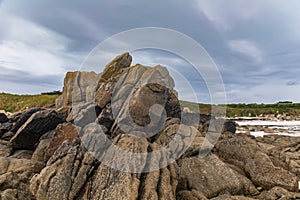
xmin=1 ymin=131 xmax=15 ymax=141
xmin=10 ymin=109 xmax=64 ymax=150
xmin=10 ymin=108 xmax=44 ymax=133
xmin=223 ymin=120 xmax=237 ymax=134
xmin=0 ymin=122 xmax=13 ymax=137
xmin=32 ymin=123 xmax=78 ymax=163
xmin=98 ymin=103 xmax=114 ymax=130
xmin=7 ymin=111 xmax=22 ymax=123
xmin=0 ymin=113 xmax=9 ymax=123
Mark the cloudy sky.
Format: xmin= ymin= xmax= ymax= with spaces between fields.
xmin=0 ymin=0 xmax=299 ymax=103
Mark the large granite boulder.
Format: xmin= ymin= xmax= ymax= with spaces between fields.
xmin=10 ymin=109 xmax=64 ymax=150
xmin=56 ymin=71 xmax=99 ymax=108
xmin=215 ymin=136 xmax=299 ymax=192
xmin=177 ymin=154 xmax=258 ymax=198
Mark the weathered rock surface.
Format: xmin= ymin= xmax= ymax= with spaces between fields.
xmin=30 ymin=139 xmax=96 ymax=200
xmin=56 ymin=71 xmax=99 ymax=108
xmin=0 ymin=157 xmax=44 ymax=198
xmin=215 ymin=136 xmax=299 ymax=192
xmin=0 ymin=140 xmax=12 ymax=157
xmin=10 ymin=109 xmax=64 ymax=150
xmin=256 ymin=186 xmax=300 ymax=200
xmin=177 ymin=154 xmax=258 ymax=198
xmin=32 ymin=123 xmax=79 ymax=163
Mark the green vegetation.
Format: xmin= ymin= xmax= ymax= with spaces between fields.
xmin=0 ymin=92 xmax=60 ymax=113
xmin=1 ymin=91 xmax=299 ymax=118
xmin=180 ymin=100 xmax=300 ymax=117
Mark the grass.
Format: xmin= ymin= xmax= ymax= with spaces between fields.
xmin=0 ymin=92 xmax=60 ymax=113
xmin=180 ymin=100 xmax=300 ymax=117
xmin=1 ymin=92 xmax=299 ymax=117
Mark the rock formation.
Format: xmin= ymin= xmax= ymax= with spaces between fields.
xmin=0 ymin=52 xmax=299 ymax=199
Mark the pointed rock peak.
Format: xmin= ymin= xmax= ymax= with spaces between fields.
xmin=101 ymin=52 xmax=132 ymax=80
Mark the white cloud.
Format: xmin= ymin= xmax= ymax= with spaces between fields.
xmin=0 ymin=12 xmax=82 ymax=75
xmin=226 ymin=80 xmax=300 ymax=103
xmin=228 ymin=40 xmax=263 ymax=63
xmin=196 ymin=0 xmax=261 ymax=30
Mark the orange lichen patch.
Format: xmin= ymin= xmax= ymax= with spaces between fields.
xmin=128 ymin=64 xmax=141 ymax=70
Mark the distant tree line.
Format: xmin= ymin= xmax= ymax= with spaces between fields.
xmin=41 ymin=91 xmax=62 ymax=95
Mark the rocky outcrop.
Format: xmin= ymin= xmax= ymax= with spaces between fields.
xmin=10 ymin=109 xmax=64 ymax=150
xmin=1 ymin=53 xmax=300 ymax=200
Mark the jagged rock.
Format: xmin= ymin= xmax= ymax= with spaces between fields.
xmin=94 ymin=52 xmax=132 ymax=109
xmin=210 ymin=194 xmax=257 ymax=200
xmin=177 ymin=190 xmax=208 ymax=200
xmin=79 ymin=133 xmax=149 ymax=199
xmin=215 ymin=136 xmax=298 ymax=191
xmin=101 ymin=52 xmax=132 ymax=80
xmin=177 ymin=154 xmax=258 ymax=198
xmin=0 ymin=140 xmax=12 ymax=157
xmin=30 ymin=139 xmax=96 ymax=200
xmin=0 ymin=157 xmax=44 ymax=197
xmin=32 ymin=123 xmax=79 ymax=163
xmin=10 ymin=150 xmax=33 ymax=159
xmin=98 ymin=103 xmax=114 ymax=130
xmin=70 ymin=102 xmax=101 ymax=128
xmin=1 ymin=132 xmax=15 ymax=141
xmin=256 ymin=186 xmax=300 ymax=200
xmin=7 ymin=111 xmax=22 ymax=123
xmin=109 ymin=64 xmax=180 ymax=138
xmin=0 ymin=113 xmax=9 ymax=123
xmin=128 ymin=83 xmax=179 ymax=126
xmin=56 ymin=71 xmax=99 ymax=108
xmin=0 ymin=123 xmax=13 ymax=137
xmin=10 ymin=109 xmax=64 ymax=150
xmin=10 ymin=108 xmax=44 ymax=133
xmin=0 ymin=189 xmax=32 ymax=200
